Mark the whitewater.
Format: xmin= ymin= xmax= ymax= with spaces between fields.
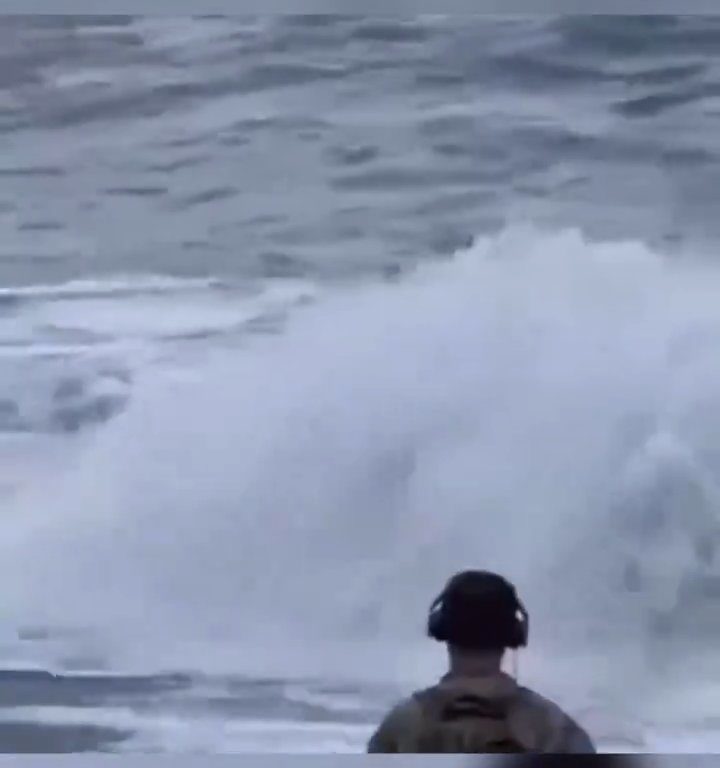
xmin=1 ymin=227 xmax=719 ymax=751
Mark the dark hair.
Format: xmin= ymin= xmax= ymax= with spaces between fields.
xmin=427 ymin=570 xmax=529 ymax=651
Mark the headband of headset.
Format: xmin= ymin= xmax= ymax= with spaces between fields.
xmin=427 ymin=571 xmax=529 ymax=650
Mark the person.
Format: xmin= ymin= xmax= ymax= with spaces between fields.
xmin=367 ymin=570 xmax=595 ymax=753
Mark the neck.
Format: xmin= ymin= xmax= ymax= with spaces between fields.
xmin=447 ymin=647 xmax=504 ymax=677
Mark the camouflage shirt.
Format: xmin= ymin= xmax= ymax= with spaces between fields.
xmin=367 ymin=671 xmax=595 ymax=754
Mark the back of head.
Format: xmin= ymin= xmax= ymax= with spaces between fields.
xmin=427 ymin=570 xmax=528 ymax=651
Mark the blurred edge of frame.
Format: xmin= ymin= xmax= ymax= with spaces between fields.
xmin=465 ymin=758 xmax=711 ymax=768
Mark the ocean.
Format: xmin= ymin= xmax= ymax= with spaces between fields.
xmin=1 ymin=15 xmax=720 ymax=753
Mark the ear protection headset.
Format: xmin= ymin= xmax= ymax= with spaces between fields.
xmin=427 ymin=571 xmax=529 ymax=650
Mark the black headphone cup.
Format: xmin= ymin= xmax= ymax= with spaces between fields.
xmin=427 ymin=596 xmax=447 ymax=641
xmin=513 ymin=600 xmax=529 ymax=648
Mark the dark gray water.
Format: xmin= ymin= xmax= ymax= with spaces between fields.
xmin=4 ymin=15 xmax=720 ymax=288
xmin=3 ymin=15 xmax=720 ymax=753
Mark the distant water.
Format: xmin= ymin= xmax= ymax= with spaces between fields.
xmin=3 ymin=15 xmax=720 ymax=435
xmin=2 ymin=15 xmax=720 ymax=753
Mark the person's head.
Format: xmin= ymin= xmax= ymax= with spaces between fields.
xmin=427 ymin=570 xmax=529 ymax=656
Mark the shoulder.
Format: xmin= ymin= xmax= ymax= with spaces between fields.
xmin=512 ymin=686 xmax=596 ymax=753
xmin=366 ymin=695 xmax=424 ymax=753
